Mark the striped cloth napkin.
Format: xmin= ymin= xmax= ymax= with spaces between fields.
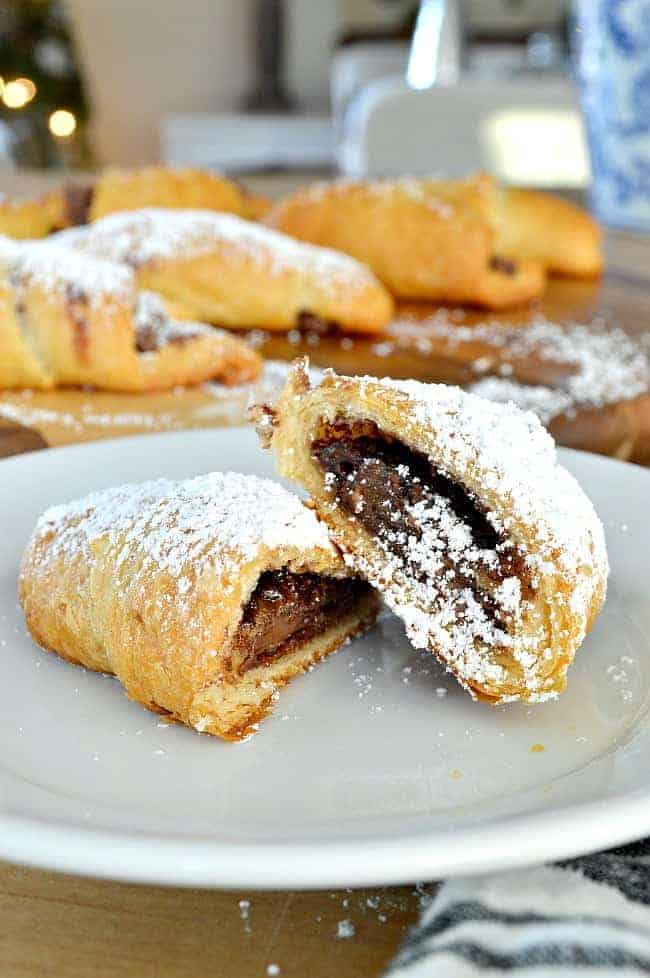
xmin=387 ymin=839 xmax=650 ymax=976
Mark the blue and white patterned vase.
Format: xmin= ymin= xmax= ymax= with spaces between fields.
xmin=574 ymin=0 xmax=650 ymax=231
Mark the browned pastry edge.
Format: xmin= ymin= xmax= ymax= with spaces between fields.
xmin=265 ymin=176 xmax=549 ymax=309
xmin=131 ymin=601 xmax=379 ymax=741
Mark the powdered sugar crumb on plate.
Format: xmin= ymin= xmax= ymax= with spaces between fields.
xmin=336 ymin=919 xmax=355 ymax=939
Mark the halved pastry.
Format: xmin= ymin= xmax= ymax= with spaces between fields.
xmin=256 ymin=360 xmax=608 ymax=703
xmin=19 ymin=472 xmax=378 ymax=741
xmin=265 ymin=174 xmax=602 ymax=307
xmin=53 ymin=207 xmax=394 ymax=334
xmin=0 ymin=237 xmax=261 ymax=391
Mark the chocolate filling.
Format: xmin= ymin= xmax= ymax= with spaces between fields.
xmin=63 ymin=183 xmax=94 ymax=227
xmin=490 ymin=255 xmax=517 ymax=276
xmin=134 ymin=299 xmax=201 ymax=353
xmin=296 ymin=310 xmax=341 ymax=336
xmin=135 ymin=322 xmax=198 ymax=352
xmin=135 ymin=325 xmax=163 ymax=353
xmin=232 ymin=568 xmax=368 ymax=675
xmin=65 ymin=283 xmax=90 ymax=362
xmin=312 ymin=420 xmax=532 ymax=627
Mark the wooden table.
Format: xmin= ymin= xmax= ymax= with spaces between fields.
xmin=0 ymin=865 xmax=426 ymax=977
xmin=0 ymin=177 xmax=648 ymax=977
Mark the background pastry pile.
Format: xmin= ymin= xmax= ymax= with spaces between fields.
xmin=0 ymin=165 xmax=602 ymax=394
xmin=11 ymin=164 xmax=608 ymax=741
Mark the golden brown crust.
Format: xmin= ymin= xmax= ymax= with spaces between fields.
xmin=257 ymin=360 xmax=608 ymax=704
xmin=89 ymin=166 xmax=271 ymax=223
xmin=0 ymin=242 xmax=261 ymax=392
xmin=265 ymin=175 xmax=546 ymax=308
xmin=0 ymin=190 xmax=67 ymax=239
xmin=493 ymin=187 xmax=603 ymax=278
xmin=19 ymin=473 xmax=379 ymax=740
xmin=0 ymin=168 xmax=271 ymax=242
xmin=265 ymin=174 xmax=603 ymax=306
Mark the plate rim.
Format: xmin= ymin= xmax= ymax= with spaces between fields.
xmin=2 ymin=427 xmax=650 ymax=888
xmin=3 ymin=789 xmax=650 ymax=888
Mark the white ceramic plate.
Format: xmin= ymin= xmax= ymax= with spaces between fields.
xmin=1 ymin=428 xmax=650 ymax=889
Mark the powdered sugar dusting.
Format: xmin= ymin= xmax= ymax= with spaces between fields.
xmin=396 ymin=312 xmax=650 ymax=418
xmin=0 ymin=233 xmax=133 ymax=307
xmin=134 ymin=290 xmax=207 ymax=348
xmin=468 ymin=378 xmax=573 ymax=424
xmin=0 ymin=360 xmax=299 ymax=440
xmin=347 ymin=373 xmax=606 ymax=575
xmin=293 ymin=176 xmax=456 ymax=219
xmin=361 ymin=486 xmax=515 ymax=692
xmin=54 ymin=208 xmax=378 ymax=296
xmin=386 ymin=377 xmax=606 ymax=571
xmin=28 ymin=473 xmax=337 ymax=613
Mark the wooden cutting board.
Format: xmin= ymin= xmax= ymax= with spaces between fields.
xmin=1 ymin=267 xmax=648 ymax=454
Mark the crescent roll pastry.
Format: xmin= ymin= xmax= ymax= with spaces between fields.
xmin=256 ymin=360 xmax=608 ymax=704
xmin=87 ymin=166 xmax=271 ymax=224
xmin=265 ymin=174 xmax=602 ymax=306
xmin=266 ymin=175 xmax=545 ymax=309
xmin=0 ymin=189 xmax=68 ymax=239
xmin=0 ymin=167 xmax=270 ymax=240
xmin=20 ymin=472 xmax=378 ymax=740
xmin=491 ymin=185 xmax=603 ymax=279
xmin=54 ymin=208 xmax=394 ymax=334
xmin=0 ymin=238 xmax=261 ymax=391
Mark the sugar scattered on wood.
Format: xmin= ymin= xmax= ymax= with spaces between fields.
xmin=336 ymin=919 xmax=355 ymax=939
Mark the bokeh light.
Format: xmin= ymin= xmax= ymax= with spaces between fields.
xmin=3 ymin=78 xmax=36 ymax=109
xmin=48 ymin=109 xmax=77 ymax=138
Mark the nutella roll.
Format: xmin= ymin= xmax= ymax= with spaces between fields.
xmin=19 ymin=472 xmax=378 ymax=740
xmin=53 ymin=207 xmax=394 ymax=335
xmin=0 ymin=236 xmax=261 ymax=391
